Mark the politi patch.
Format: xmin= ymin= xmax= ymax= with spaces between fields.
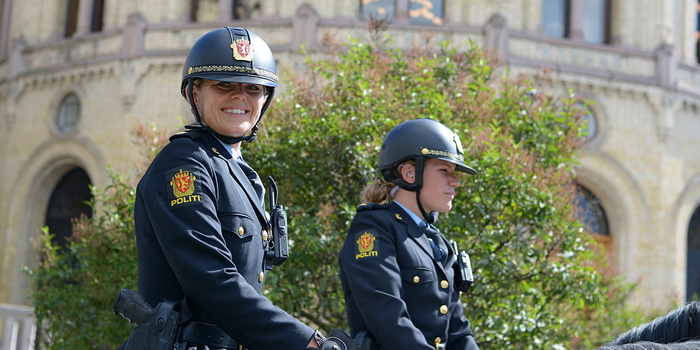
xmin=167 ymin=167 xmax=202 ymax=208
xmin=355 ymin=232 xmax=378 ymax=260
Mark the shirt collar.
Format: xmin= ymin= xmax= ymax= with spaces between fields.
xmin=214 ymin=137 xmax=240 ymax=159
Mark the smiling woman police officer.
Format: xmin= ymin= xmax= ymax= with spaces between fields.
xmin=131 ymin=27 xmax=344 ymax=350
xmin=339 ymin=119 xmax=480 ymax=350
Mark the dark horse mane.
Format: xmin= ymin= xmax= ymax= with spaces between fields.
xmin=594 ymin=341 xmax=700 ymax=349
xmin=592 ymin=302 xmax=700 ymax=349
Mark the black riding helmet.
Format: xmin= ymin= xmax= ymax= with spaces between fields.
xmin=181 ymin=27 xmax=278 ymax=144
xmin=378 ymin=118 xmax=477 ymax=222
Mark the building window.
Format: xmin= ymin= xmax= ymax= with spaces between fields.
xmin=0 ymin=0 xmax=8 ymax=60
xmin=542 ymin=0 xmax=612 ymax=44
xmin=542 ymin=0 xmax=568 ymax=38
xmin=233 ymin=0 xmax=247 ymax=20
xmin=688 ymin=207 xmax=700 ymax=301
xmin=56 ymin=93 xmax=81 ymax=133
xmin=696 ymin=0 xmax=700 ymax=63
xmin=575 ymin=185 xmax=609 ymax=236
xmin=361 ymin=0 xmax=445 ymax=26
xmin=190 ymin=0 xmax=199 ymax=21
xmin=576 ymin=102 xmax=598 ymax=141
xmin=191 ymin=0 xmax=248 ymax=22
xmin=362 ymin=0 xmax=395 ymax=22
xmin=91 ymin=0 xmax=105 ymax=32
xmin=409 ymin=0 xmax=444 ymax=26
xmin=65 ymin=0 xmax=79 ymax=37
xmin=44 ymin=168 xmax=93 ymax=249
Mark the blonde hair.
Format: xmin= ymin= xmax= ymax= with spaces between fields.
xmin=361 ymin=178 xmax=396 ymax=204
xmin=361 ymin=160 xmax=416 ymax=204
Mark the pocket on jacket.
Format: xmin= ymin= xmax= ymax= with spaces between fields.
xmin=220 ymin=213 xmax=257 ymax=240
xmin=400 ymin=266 xmax=434 ymax=286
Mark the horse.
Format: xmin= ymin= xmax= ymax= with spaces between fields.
xmin=591 ymin=301 xmax=700 ymax=349
xmin=593 ymin=341 xmax=700 ymax=349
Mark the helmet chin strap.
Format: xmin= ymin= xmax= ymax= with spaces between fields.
xmin=394 ymin=157 xmax=437 ymax=224
xmin=416 ymin=189 xmax=438 ymax=224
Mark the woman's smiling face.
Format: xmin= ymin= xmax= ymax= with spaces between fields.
xmin=192 ymin=79 xmax=268 ymax=141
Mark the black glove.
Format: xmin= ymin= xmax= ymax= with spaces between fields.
xmin=307 ymin=331 xmax=347 ymax=350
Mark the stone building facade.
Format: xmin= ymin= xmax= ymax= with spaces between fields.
xmin=1 ymin=0 xmax=699 ymax=311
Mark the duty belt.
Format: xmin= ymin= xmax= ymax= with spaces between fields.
xmin=179 ymin=321 xmax=242 ymax=349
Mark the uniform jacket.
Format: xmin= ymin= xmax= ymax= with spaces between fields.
xmin=339 ymin=202 xmax=478 ymax=350
xmin=133 ymin=128 xmax=314 ymax=350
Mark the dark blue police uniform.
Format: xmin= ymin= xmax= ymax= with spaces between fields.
xmin=134 ymin=128 xmax=315 ymax=350
xmin=339 ymin=202 xmax=478 ymax=350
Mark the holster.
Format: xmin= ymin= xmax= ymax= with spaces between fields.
xmin=113 ymin=289 xmax=188 ymax=350
xmin=330 ymin=329 xmax=379 ymax=350
xmin=123 ymin=299 xmax=181 ymax=350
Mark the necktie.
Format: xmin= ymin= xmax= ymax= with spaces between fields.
xmin=236 ymin=157 xmax=265 ymax=203
xmin=423 ymin=224 xmax=447 ymax=263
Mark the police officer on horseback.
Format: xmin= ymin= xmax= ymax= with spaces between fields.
xmin=127 ymin=27 xmax=344 ymax=350
xmin=339 ymin=119 xmax=480 ymax=350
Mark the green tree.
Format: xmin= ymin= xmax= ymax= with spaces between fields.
xmin=250 ymin=30 xmax=647 ymax=349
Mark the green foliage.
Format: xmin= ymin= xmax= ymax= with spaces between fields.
xmin=27 ymin=170 xmax=137 ymax=349
xmin=250 ymin=32 xmax=649 ymax=348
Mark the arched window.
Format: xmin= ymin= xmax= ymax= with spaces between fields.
xmin=56 ymin=93 xmax=81 ymax=134
xmin=44 ymin=168 xmax=93 ymax=249
xmin=542 ymin=0 xmax=612 ymax=44
xmin=575 ymin=185 xmax=609 ymax=236
xmin=576 ymin=101 xmax=598 ymax=142
xmin=687 ymin=206 xmax=700 ymax=301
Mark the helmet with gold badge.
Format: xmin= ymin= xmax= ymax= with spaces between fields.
xmin=180 ymin=27 xmax=277 ymax=142
xmin=379 ymin=118 xmax=476 ymax=191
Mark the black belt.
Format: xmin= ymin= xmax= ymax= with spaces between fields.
xmin=179 ymin=321 xmax=242 ymax=349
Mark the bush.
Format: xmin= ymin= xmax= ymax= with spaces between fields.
xmin=27 ymin=171 xmax=137 ymax=348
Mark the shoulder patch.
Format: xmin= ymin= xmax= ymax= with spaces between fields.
xmin=355 ymin=231 xmax=379 ymax=260
xmin=167 ymin=167 xmax=203 ymax=208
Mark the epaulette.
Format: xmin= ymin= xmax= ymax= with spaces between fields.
xmin=169 ymin=126 xmax=204 ymax=142
xmin=357 ymin=202 xmax=389 ymax=212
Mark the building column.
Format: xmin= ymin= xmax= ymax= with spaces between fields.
xmin=568 ymin=0 xmax=585 ymax=41
xmin=394 ymin=0 xmax=409 ymax=23
xmin=75 ymin=0 xmax=93 ymax=36
xmin=218 ymin=0 xmax=233 ymax=22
